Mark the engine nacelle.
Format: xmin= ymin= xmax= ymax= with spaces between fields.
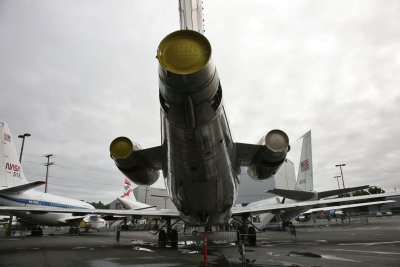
xmin=247 ymin=130 xmax=290 ymax=180
xmin=109 ymin=137 xmax=159 ymax=186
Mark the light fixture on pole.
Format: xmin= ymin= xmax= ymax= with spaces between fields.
xmin=44 ymin=154 xmax=54 ymax=193
xmin=333 ymin=176 xmax=341 ymax=189
xmin=18 ymin=133 xmax=31 ymax=163
xmin=335 ymin=163 xmax=346 ymax=189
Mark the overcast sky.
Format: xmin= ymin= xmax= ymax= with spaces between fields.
xmin=1 ymin=0 xmax=399 ymax=203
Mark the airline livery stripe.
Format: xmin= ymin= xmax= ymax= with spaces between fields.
xmin=0 ymin=194 xmax=90 ymax=209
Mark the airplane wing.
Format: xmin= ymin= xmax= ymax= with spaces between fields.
xmin=267 ymin=185 xmax=370 ymax=201
xmin=302 ymin=200 xmax=396 ymax=214
xmin=1 ymin=192 xmax=397 ymax=220
xmin=0 ymin=181 xmax=46 ymax=193
xmin=0 ymin=206 xmax=180 ymax=218
xmin=231 ymin=192 xmax=399 ymax=216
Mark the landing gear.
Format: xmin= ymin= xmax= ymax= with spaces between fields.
xmin=282 ymin=221 xmax=289 ymax=230
xmin=68 ymin=227 xmax=80 ymax=235
xmin=158 ymin=229 xmax=167 ymax=247
xmin=170 ymin=229 xmax=178 ymax=248
xmin=157 ymin=218 xmax=181 ymax=248
xmin=234 ymin=215 xmax=259 ymax=246
xmin=248 ymin=226 xmax=256 ymax=246
xmin=31 ymin=226 xmax=43 ymax=236
xmin=121 ymin=217 xmax=129 ymax=230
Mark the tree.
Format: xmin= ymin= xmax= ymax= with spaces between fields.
xmin=368 ymin=186 xmax=385 ymax=194
xmin=87 ymin=201 xmax=110 ymax=209
xmin=352 ymin=186 xmax=385 ymax=196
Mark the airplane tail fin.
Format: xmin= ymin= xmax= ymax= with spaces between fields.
xmin=122 ymin=178 xmax=137 ymax=201
xmin=294 ymin=130 xmax=313 ymax=192
xmin=0 ymin=121 xmax=30 ymax=190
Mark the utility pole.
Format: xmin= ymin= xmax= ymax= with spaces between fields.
xmin=335 ymin=164 xmax=346 ymax=189
xmin=333 ymin=176 xmax=341 ymax=189
xmin=44 ymin=154 xmax=54 ymax=193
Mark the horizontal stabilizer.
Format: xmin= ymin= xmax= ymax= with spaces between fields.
xmin=268 ymin=188 xmax=315 ymax=201
xmin=317 ymin=185 xmax=370 ymax=199
xmin=0 ymin=181 xmax=46 ymax=194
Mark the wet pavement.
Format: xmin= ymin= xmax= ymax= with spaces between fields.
xmin=1 ymin=216 xmax=399 ymax=266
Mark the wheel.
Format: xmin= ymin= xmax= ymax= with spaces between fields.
xmin=158 ymin=230 xmax=167 ymax=247
xmin=248 ymin=226 xmax=256 ymax=246
xmin=170 ymin=229 xmax=178 ymax=249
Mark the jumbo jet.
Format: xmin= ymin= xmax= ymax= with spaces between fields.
xmin=0 ymin=121 xmax=107 ymax=235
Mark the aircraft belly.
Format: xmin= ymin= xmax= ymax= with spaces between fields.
xmin=162 ymin=112 xmax=239 ymax=225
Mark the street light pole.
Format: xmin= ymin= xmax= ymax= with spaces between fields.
xmin=8 ymin=133 xmax=31 ymax=237
xmin=335 ymin=164 xmax=346 ymax=189
xmin=44 ymin=154 xmax=54 ymax=193
xmin=18 ymin=133 xmax=31 ymax=163
xmin=333 ymin=176 xmax=341 ymax=189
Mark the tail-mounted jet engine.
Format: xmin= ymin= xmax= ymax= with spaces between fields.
xmin=247 ymin=130 xmax=290 ymax=180
xmin=109 ymin=137 xmax=159 ymax=186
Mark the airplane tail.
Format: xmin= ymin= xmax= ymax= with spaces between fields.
xmin=117 ymin=178 xmax=155 ymax=210
xmin=294 ymin=130 xmax=313 ymax=192
xmin=122 ymin=178 xmax=137 ymax=201
xmin=0 ymin=121 xmax=30 ymax=190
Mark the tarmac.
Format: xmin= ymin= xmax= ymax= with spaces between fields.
xmin=0 ymin=215 xmax=399 ymax=267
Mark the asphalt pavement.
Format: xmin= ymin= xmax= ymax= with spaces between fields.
xmin=0 ymin=216 xmax=399 ymax=266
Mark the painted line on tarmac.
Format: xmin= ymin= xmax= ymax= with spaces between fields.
xmin=337 ymin=241 xmax=400 ymax=246
xmin=323 ymin=248 xmax=400 ymax=255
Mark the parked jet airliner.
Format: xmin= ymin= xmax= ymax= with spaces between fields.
xmin=0 ymin=121 xmax=106 ymax=234
xmin=247 ymin=130 xmax=393 ymax=229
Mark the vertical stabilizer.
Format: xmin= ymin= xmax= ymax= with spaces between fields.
xmin=122 ymin=178 xmax=137 ymax=201
xmin=179 ymin=0 xmax=205 ymax=34
xmin=294 ymin=130 xmax=313 ymax=192
xmin=0 ymin=121 xmax=29 ymax=189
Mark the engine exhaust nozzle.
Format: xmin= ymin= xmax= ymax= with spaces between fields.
xmin=157 ymin=30 xmax=211 ymax=75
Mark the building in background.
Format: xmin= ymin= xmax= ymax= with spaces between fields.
xmin=133 ymin=186 xmax=175 ymax=209
xmin=236 ymin=159 xmax=296 ymax=205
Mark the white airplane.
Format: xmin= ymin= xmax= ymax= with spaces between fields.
xmin=247 ymin=130 xmax=394 ymax=229
xmin=295 ymin=199 xmax=395 ymax=222
xmin=0 ymin=121 xmax=106 ymax=235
